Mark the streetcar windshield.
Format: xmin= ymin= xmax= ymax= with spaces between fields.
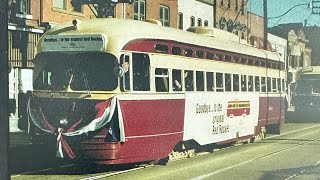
xmin=33 ymin=52 xmax=119 ymax=91
xmin=296 ymin=80 xmax=320 ymax=94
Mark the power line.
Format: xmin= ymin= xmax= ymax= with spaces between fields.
xmin=268 ymin=3 xmax=309 ymax=19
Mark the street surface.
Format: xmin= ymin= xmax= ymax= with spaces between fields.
xmin=10 ymin=122 xmax=320 ymax=180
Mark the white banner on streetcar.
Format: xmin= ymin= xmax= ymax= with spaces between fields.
xmin=183 ymin=92 xmax=259 ymax=145
xmin=41 ymin=34 xmax=105 ymax=52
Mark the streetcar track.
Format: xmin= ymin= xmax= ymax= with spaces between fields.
xmin=284 ymin=155 xmax=320 ymax=180
xmin=11 ymin=124 xmax=320 ymax=179
xmin=11 ymin=164 xmax=76 ymax=178
xmin=80 ymin=124 xmax=320 ymax=180
xmin=191 ymin=129 xmax=320 ymax=180
xmin=80 ymin=165 xmax=153 ymax=180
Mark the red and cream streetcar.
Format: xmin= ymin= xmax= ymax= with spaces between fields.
xmin=24 ymin=18 xmax=286 ymax=164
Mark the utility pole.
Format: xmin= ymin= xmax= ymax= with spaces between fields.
xmin=0 ymin=0 xmax=10 ymax=179
xmin=263 ymin=0 xmax=268 ymax=50
xmin=71 ymin=0 xmax=133 ymax=18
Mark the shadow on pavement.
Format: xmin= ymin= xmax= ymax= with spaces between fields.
xmin=261 ymin=164 xmax=320 ymax=180
xmin=286 ymin=111 xmax=320 ymax=123
xmin=9 ymin=132 xmax=141 ymax=175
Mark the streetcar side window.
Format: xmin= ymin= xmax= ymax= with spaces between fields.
xmin=172 ymin=46 xmax=181 ymax=55
xmin=132 ymin=53 xmax=150 ymax=91
xmin=120 ymin=54 xmax=131 ymax=91
xmin=206 ymin=72 xmax=214 ymax=91
xmin=155 ymin=68 xmax=169 ymax=92
xmin=272 ymin=78 xmax=277 ymax=92
xmin=225 ymin=73 xmax=232 ymax=91
xmin=206 ymin=52 xmax=214 ymax=60
xmin=277 ymin=78 xmax=281 ymax=92
xmin=185 ymin=70 xmax=194 ymax=91
xmin=185 ymin=49 xmax=193 ymax=57
xmin=155 ymin=44 xmax=168 ymax=54
xmin=261 ymin=77 xmax=267 ymax=92
xmin=196 ymin=51 xmax=204 ymax=58
xmin=233 ymin=74 xmax=239 ymax=91
xmin=267 ymin=77 xmax=271 ymax=92
xmin=196 ymin=71 xmax=204 ymax=91
xmin=225 ymin=55 xmax=232 ymax=62
xmin=248 ymin=75 xmax=253 ymax=92
xmin=233 ymin=56 xmax=240 ymax=63
xmin=255 ymin=76 xmax=260 ymax=92
xmin=216 ymin=72 xmax=224 ymax=92
xmin=172 ymin=69 xmax=182 ymax=91
xmin=241 ymin=75 xmax=247 ymax=92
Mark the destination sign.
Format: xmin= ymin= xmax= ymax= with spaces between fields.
xmin=41 ymin=35 xmax=105 ymax=52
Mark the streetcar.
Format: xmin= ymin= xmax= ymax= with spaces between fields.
xmin=292 ymin=66 xmax=320 ymax=112
xmin=227 ymin=101 xmax=251 ymax=118
xmin=22 ymin=18 xmax=286 ymax=165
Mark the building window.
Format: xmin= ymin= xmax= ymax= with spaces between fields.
xmin=73 ymin=3 xmax=82 ymax=13
xmin=190 ymin=16 xmax=195 ymax=27
xmin=134 ymin=0 xmax=146 ymax=20
xmin=204 ymin=20 xmax=208 ymax=26
xmin=221 ymin=0 xmax=224 ymax=6
xmin=53 ymin=0 xmax=66 ymax=10
xmin=20 ymin=0 xmax=30 ymax=14
xmin=178 ymin=13 xmax=183 ymax=30
xmin=227 ymin=0 xmax=231 ymax=9
xmin=160 ymin=5 xmax=170 ymax=27
xmin=197 ymin=18 xmax=202 ymax=26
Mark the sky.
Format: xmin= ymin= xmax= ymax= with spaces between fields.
xmin=248 ymin=0 xmax=320 ymax=27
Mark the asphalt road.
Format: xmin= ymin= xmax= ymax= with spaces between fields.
xmin=10 ymin=123 xmax=320 ymax=180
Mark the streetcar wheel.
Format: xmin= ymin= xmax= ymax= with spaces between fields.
xmin=157 ymin=157 xmax=169 ymax=166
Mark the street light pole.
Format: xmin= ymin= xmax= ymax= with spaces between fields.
xmin=0 ymin=0 xmax=10 ymax=179
xmin=263 ymin=0 xmax=268 ymax=50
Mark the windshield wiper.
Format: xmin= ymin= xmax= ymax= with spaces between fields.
xmin=82 ymin=72 xmax=91 ymax=97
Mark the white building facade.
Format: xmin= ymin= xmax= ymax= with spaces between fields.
xmin=178 ymin=0 xmax=214 ymax=30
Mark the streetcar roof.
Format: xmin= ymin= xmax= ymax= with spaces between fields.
xmin=40 ymin=18 xmax=280 ymax=60
xmin=298 ymin=66 xmax=320 ymax=75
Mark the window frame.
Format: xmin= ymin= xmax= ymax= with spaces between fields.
xmin=155 ymin=68 xmax=169 ymax=92
xmin=134 ymin=0 xmax=146 ymax=21
xmin=190 ymin=16 xmax=195 ymax=27
xmin=160 ymin=5 xmax=170 ymax=27
xmin=178 ymin=12 xmax=183 ymax=30
xmin=53 ymin=0 xmax=66 ymax=10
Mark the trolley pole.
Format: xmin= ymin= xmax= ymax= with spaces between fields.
xmin=263 ymin=0 xmax=268 ymax=50
xmin=0 ymin=0 xmax=10 ymax=179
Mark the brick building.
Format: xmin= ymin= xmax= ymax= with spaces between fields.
xmin=215 ymin=0 xmax=248 ymax=40
xmin=115 ymin=0 xmax=178 ymax=28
